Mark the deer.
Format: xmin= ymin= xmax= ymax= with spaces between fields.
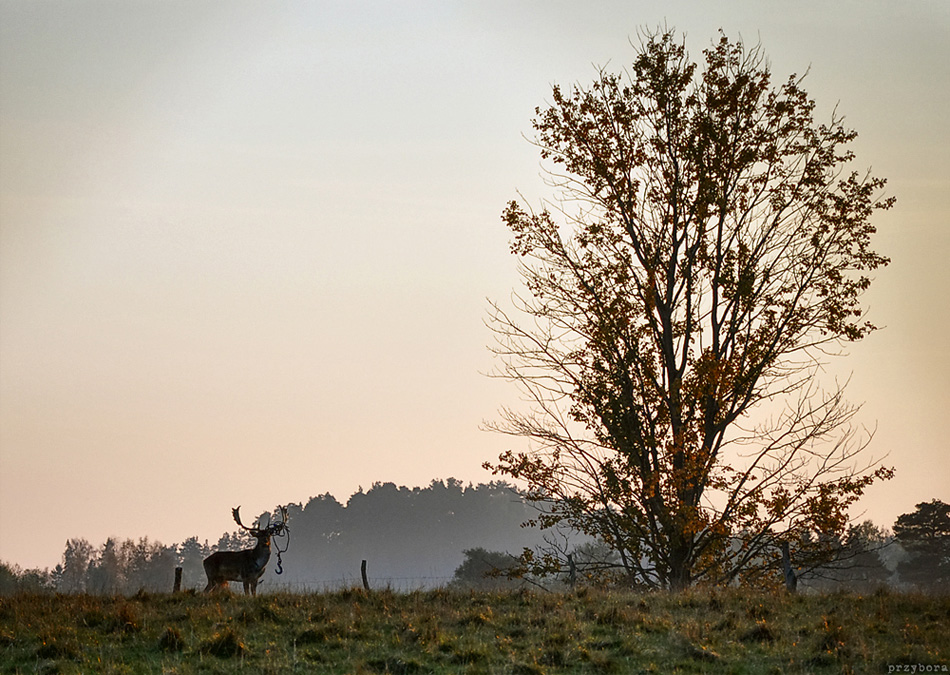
xmin=203 ymin=505 xmax=288 ymax=596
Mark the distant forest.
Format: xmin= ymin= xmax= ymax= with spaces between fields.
xmin=1 ymin=485 xmax=947 ymax=595
xmin=265 ymin=479 xmax=547 ymax=591
xmin=2 ymin=480 xmax=548 ymax=594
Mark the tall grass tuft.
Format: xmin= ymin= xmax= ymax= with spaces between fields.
xmin=199 ymin=626 xmax=246 ymax=658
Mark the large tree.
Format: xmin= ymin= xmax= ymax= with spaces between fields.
xmin=485 ymin=29 xmax=893 ymax=589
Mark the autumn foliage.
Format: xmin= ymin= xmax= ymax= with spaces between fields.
xmin=486 ymin=28 xmax=894 ymax=589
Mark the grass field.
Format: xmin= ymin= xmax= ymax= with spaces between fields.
xmin=1 ymin=587 xmax=947 ymax=674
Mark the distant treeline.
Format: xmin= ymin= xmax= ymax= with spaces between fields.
xmin=270 ymin=479 xmax=548 ymax=591
xmin=1 ymin=487 xmax=947 ymax=595
xmin=1 ymin=480 xmax=548 ymax=594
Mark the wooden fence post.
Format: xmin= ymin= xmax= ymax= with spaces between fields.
xmin=781 ymin=542 xmax=797 ymax=593
xmin=173 ymin=567 xmax=183 ymax=593
xmin=361 ymin=560 xmax=370 ymax=591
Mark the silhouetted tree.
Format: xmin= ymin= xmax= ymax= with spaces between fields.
xmin=285 ymin=493 xmax=346 ymax=588
xmin=178 ymin=537 xmax=210 ymax=591
xmin=894 ymin=499 xmax=950 ymax=592
xmin=216 ymin=530 xmax=254 ymax=553
xmin=59 ymin=538 xmax=94 ymax=593
xmin=0 ymin=562 xmax=16 ymax=595
xmin=0 ymin=562 xmax=53 ymax=595
xmin=122 ymin=538 xmax=177 ymax=592
xmin=802 ymin=520 xmax=891 ymax=591
xmin=450 ymin=548 xmax=524 ymax=590
xmin=486 ymin=27 xmax=894 ymax=589
xmin=566 ymin=541 xmax=623 ymax=587
xmin=53 ymin=536 xmax=181 ymax=595
xmin=840 ymin=521 xmax=891 ymax=590
xmin=87 ymin=538 xmax=122 ymax=594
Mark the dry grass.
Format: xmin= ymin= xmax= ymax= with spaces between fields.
xmin=0 ymin=587 xmax=947 ymax=673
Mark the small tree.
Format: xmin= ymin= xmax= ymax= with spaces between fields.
xmin=894 ymin=499 xmax=950 ymax=592
xmin=87 ymin=538 xmax=123 ymax=595
xmin=450 ymin=548 xmax=524 ymax=591
xmin=59 ymin=538 xmax=94 ymax=593
xmin=800 ymin=520 xmax=891 ymax=591
xmin=178 ymin=537 xmax=210 ymax=591
xmin=0 ymin=562 xmax=16 ymax=595
xmin=0 ymin=562 xmax=53 ymax=595
xmin=486 ymin=28 xmax=893 ymax=589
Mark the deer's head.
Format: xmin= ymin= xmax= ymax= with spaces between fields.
xmin=232 ymin=505 xmax=289 ymax=546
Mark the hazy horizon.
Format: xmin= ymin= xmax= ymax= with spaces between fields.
xmin=2 ymin=0 xmax=948 ymax=571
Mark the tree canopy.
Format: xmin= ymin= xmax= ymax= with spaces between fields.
xmin=486 ymin=28 xmax=893 ymax=589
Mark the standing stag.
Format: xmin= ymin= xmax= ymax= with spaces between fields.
xmin=203 ymin=506 xmax=288 ymax=596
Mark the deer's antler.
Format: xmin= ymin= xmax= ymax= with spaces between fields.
xmin=232 ymin=506 xmax=258 ymax=533
xmin=269 ymin=505 xmax=290 ymax=535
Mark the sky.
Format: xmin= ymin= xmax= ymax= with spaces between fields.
xmin=1 ymin=0 xmax=948 ymax=571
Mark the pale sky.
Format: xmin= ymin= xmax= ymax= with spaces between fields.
xmin=1 ymin=0 xmax=948 ymax=571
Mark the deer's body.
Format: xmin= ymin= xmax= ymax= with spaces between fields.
xmin=203 ymin=534 xmax=271 ymax=595
xmin=203 ymin=506 xmax=288 ymax=596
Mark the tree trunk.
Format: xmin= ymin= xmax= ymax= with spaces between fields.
xmin=668 ymin=541 xmax=692 ymax=591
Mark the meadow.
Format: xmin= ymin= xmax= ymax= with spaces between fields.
xmin=1 ymin=587 xmax=947 ymax=674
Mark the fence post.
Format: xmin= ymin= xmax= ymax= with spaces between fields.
xmin=361 ymin=560 xmax=370 ymax=591
xmin=173 ymin=567 xmax=183 ymax=593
